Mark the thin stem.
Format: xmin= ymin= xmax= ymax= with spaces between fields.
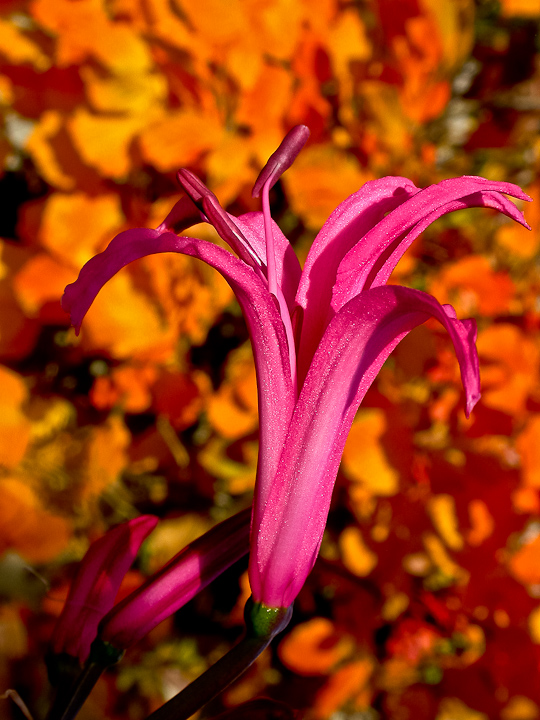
xmin=45 ymin=663 xmax=104 ymax=720
xmin=144 ymin=599 xmax=293 ymax=720
xmin=144 ymin=634 xmax=271 ymax=720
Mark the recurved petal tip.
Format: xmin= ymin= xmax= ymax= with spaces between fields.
xmin=252 ymin=125 xmax=310 ymax=198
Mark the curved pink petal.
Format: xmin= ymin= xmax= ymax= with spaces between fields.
xmin=51 ymin=515 xmax=158 ymax=664
xmin=62 ymin=228 xmax=295 ymax=506
xmin=332 ymin=178 xmax=531 ymax=313
xmin=294 ymin=177 xmax=420 ymax=382
xmin=100 ymin=508 xmax=251 ymax=650
xmin=250 ymin=285 xmax=479 ymax=608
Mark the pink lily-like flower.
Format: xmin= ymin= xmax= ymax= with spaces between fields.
xmin=62 ymin=126 xmax=530 ymax=612
xmin=98 ymin=507 xmax=251 ymax=651
xmin=50 ymin=515 xmax=158 ymax=665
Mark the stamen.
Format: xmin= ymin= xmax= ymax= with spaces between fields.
xmin=177 ymin=169 xmax=263 ymax=275
xmin=156 ymin=196 xmax=202 ymax=234
xmin=202 ymin=195 xmax=265 ymax=272
xmin=261 ymin=177 xmax=278 ymax=298
xmin=261 ymin=176 xmax=298 ymax=395
xmin=252 ymin=125 xmax=310 ymax=199
xmin=177 ymin=169 xmax=208 ymax=207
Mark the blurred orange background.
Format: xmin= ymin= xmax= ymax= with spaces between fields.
xmin=1 ymin=1 xmax=540 ymax=718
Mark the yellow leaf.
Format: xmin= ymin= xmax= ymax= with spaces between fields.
xmin=342 ymin=409 xmax=399 ymax=499
xmin=81 ymin=66 xmax=167 ymax=115
xmin=0 ymin=477 xmax=71 ymax=562
xmin=0 ymin=18 xmax=50 ymax=70
xmin=327 ymin=9 xmax=371 ymax=83
xmin=38 ymin=192 xmax=123 ymax=267
xmin=437 ymin=698 xmax=488 ymax=720
xmin=0 ymin=367 xmax=31 ymax=469
xmin=68 ymin=108 xmax=146 ymax=178
xmin=31 ymin=0 xmax=152 ymax=72
xmin=423 ymin=533 xmax=469 ymax=588
xmin=144 ymin=514 xmax=213 ymax=574
xmin=314 ymin=658 xmax=374 ymax=718
xmin=339 ymin=526 xmax=378 ymax=577
xmin=82 ymin=271 xmax=175 ymax=360
xmin=82 ymin=415 xmax=130 ymax=498
xmin=139 ymin=109 xmax=224 ymax=172
xmin=25 ymin=111 xmax=75 ymax=190
xmin=420 ymin=0 xmax=475 ymax=69
xmin=427 ymin=494 xmax=464 ymax=551
xmin=283 ymin=144 xmax=372 ymax=229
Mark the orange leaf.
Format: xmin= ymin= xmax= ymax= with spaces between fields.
xmin=90 ymin=364 xmax=157 ymax=413
xmin=31 ymin=0 xmax=152 ymax=72
xmin=0 ymin=18 xmax=50 ymax=70
xmin=508 ymin=534 xmax=540 ymax=586
xmin=82 ymin=416 xmax=130 ymax=499
xmin=81 ymin=271 xmax=175 ymax=360
xmin=278 ymin=618 xmax=355 ymax=676
xmin=466 ymin=499 xmax=494 ymax=546
xmin=516 ymin=416 xmax=540 ymax=490
xmin=13 ymin=254 xmax=77 ymax=317
xmin=207 ymin=345 xmax=258 ymax=440
xmin=139 ymin=109 xmax=224 ymax=172
xmin=429 ymin=255 xmax=515 ymax=317
xmin=477 ymin=324 xmax=540 ymax=416
xmin=283 ymin=144 xmax=372 ymax=229
xmin=314 ymin=658 xmax=374 ymax=718
xmin=0 ymin=477 xmax=71 ymax=562
xmin=0 ymin=366 xmax=31 ymax=469
xmin=38 ymin=192 xmax=123 ymax=268
xmin=342 ymin=409 xmax=399 ymax=498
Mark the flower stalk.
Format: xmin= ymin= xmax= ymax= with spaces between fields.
xmin=144 ymin=598 xmax=292 ymax=720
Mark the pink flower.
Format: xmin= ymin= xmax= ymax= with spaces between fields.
xmin=62 ymin=126 xmax=530 ymax=611
xmin=98 ymin=508 xmax=250 ymax=650
xmin=50 ymin=516 xmax=158 ymax=664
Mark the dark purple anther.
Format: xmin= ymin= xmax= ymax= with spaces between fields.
xmin=252 ymin=125 xmax=310 ymax=198
xmin=176 ymin=169 xmax=262 ymax=270
xmin=177 ymin=169 xmax=211 ymax=207
xmin=201 ymin=195 xmax=256 ymax=260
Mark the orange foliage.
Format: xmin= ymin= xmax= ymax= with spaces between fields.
xmin=477 ymin=324 xmax=540 ymax=416
xmin=0 ymin=478 xmax=71 ymax=562
xmin=2 ymin=0 xmax=540 ymax=717
xmin=429 ymin=255 xmax=515 ymax=317
xmin=279 ymin=618 xmax=355 ymax=676
xmin=314 ymin=658 xmax=374 ymax=718
xmin=508 ymin=534 xmax=540 ymax=586
xmin=0 ymin=366 xmax=31 ymax=469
